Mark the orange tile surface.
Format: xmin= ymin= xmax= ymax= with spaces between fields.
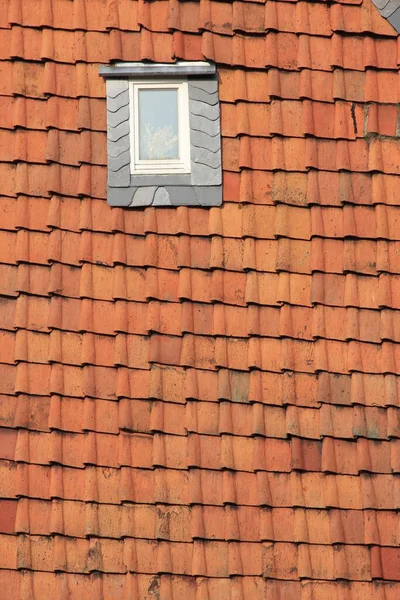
xmin=1 ymin=0 xmax=400 ymax=597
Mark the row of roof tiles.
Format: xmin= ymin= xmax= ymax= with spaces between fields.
xmin=4 ymin=165 xmax=400 ymax=208
xmin=4 ymin=197 xmax=400 ymax=240
xmin=5 ymin=329 xmax=400 ymax=374
xmin=3 ymin=27 xmax=400 ymax=70
xmin=1 ymin=533 xmax=400 ymax=579
xmin=5 ymin=231 xmax=400 ymax=276
xmin=223 ymin=101 xmax=400 ymax=140
xmin=6 ymin=325 xmax=400 ymax=371
xmin=3 ymin=394 xmax=399 ymax=440
xmin=3 ymin=96 xmax=400 ymax=140
xmin=3 ymin=168 xmax=400 ymax=208
xmin=2 ymin=364 xmax=400 ymax=409
xmin=2 ymin=499 xmax=400 ymax=546
xmin=5 ymin=263 xmax=400 ymax=311
xmin=234 ymin=137 xmax=400 ymax=174
xmin=3 ymin=426 xmax=400 ymax=474
xmin=2 ymin=0 xmax=397 ymax=36
xmin=4 ymin=460 xmax=400 ymax=509
xmin=5 ymin=63 xmax=400 ymax=105
xmin=3 ymin=168 xmax=400 ymax=209
xmin=0 ymin=571 xmax=399 ymax=600
xmin=6 ymin=296 xmax=400 ymax=345
xmin=4 ymin=132 xmax=400 ymax=175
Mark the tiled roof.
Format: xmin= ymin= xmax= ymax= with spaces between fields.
xmin=1 ymin=0 xmax=400 ymax=597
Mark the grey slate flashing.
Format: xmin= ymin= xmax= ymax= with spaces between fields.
xmin=102 ymin=185 xmax=222 ymax=208
xmin=371 ymin=0 xmax=400 ymax=29
xmin=381 ymin=0 xmax=400 ymax=17
xmin=106 ymin=80 xmax=130 ymax=188
xmin=101 ymin=62 xmax=222 ymax=208
xmin=388 ymin=6 xmax=400 ymax=30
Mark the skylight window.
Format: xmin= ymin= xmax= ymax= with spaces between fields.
xmin=131 ymin=81 xmax=190 ymax=174
xmin=100 ymin=61 xmax=222 ymax=208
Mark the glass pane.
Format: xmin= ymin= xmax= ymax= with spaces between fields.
xmin=138 ymin=88 xmax=179 ymax=160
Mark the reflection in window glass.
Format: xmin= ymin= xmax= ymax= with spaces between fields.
xmin=138 ymin=88 xmax=179 ymax=160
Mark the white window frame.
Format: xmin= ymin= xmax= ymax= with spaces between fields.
xmin=129 ymin=79 xmax=191 ymax=175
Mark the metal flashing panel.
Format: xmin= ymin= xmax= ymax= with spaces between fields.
xmin=101 ymin=62 xmax=222 ymax=207
xmin=99 ymin=61 xmax=217 ymax=78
